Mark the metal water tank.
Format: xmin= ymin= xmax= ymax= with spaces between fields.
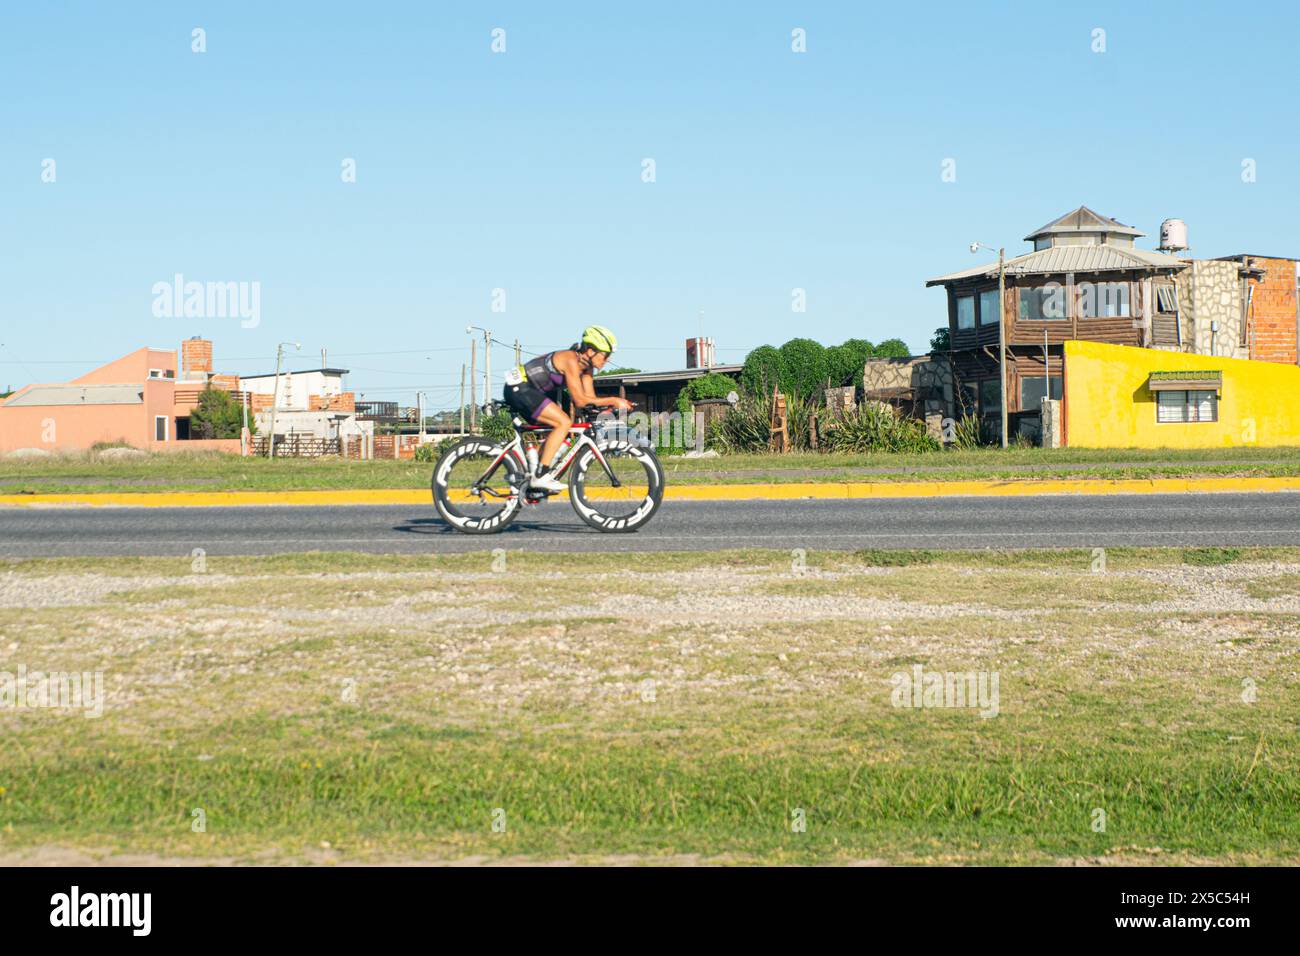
xmin=1159 ymin=219 xmax=1189 ymax=252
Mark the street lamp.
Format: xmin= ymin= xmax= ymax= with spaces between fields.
xmin=466 ymin=325 xmax=492 ymax=412
xmin=970 ymin=242 xmax=1008 ymax=448
xmin=268 ymin=341 xmax=301 ymax=459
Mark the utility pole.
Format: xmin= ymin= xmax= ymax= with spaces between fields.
xmin=241 ymin=387 xmax=249 ymax=456
xmin=469 ymin=338 xmax=477 ymax=432
xmin=514 ymin=338 xmax=521 ymax=366
xmin=267 ymin=342 xmax=301 ymax=459
xmin=998 ymin=247 xmax=1007 ymax=448
xmin=466 ymin=325 xmax=493 ymax=420
xmin=268 ymin=347 xmax=283 ymax=458
xmin=460 ymin=364 xmax=466 ymax=435
xmin=969 ymin=242 xmax=1008 ymax=448
xmin=417 ymin=391 xmax=425 ymax=439
xmin=1043 ymin=327 xmax=1050 ymax=404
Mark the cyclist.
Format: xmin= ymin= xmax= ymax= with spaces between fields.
xmin=503 ymin=325 xmax=634 ymax=493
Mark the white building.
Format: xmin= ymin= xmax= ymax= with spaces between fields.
xmin=239 ymin=367 xmax=349 ymax=412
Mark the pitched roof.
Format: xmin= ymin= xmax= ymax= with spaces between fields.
xmin=926 ymin=244 xmax=1188 ymax=286
xmin=1024 ymin=206 xmax=1144 ymax=242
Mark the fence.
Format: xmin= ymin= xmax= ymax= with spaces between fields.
xmin=342 ymin=433 xmax=429 ymax=460
xmin=251 ymin=435 xmax=341 ymax=457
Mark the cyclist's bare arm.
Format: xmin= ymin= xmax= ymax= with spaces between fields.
xmin=555 ymin=352 xmax=631 ymax=410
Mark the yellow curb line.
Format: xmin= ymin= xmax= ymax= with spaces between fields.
xmin=2 ymin=475 xmax=1299 ymax=508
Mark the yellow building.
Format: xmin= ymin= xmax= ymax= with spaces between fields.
xmin=1063 ymin=340 xmax=1300 ymax=448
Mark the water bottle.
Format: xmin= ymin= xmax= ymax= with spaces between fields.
xmin=525 ymin=445 xmax=539 ymax=476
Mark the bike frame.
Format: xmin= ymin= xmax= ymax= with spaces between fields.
xmin=470 ymin=418 xmax=618 ymax=500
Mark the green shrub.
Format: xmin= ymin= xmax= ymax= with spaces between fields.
xmin=820 ymin=402 xmax=940 ymax=454
xmin=778 ymin=338 xmax=829 ymax=399
xmin=948 ymin=413 xmax=984 ymax=450
xmin=674 ymin=372 xmax=739 ymax=416
xmin=414 ymin=440 xmax=453 ymax=463
xmin=826 ymin=339 xmax=875 ymax=391
xmin=706 ymin=393 xmax=770 ymax=453
xmin=740 ymin=345 xmax=784 ymax=398
xmin=189 ymin=386 xmax=250 ymax=439
xmin=479 ymin=407 xmax=515 ymax=444
xmin=706 ymin=391 xmax=823 ymax=453
xmin=873 ymin=338 xmax=911 ymax=359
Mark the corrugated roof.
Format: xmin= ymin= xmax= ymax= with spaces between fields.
xmin=3 ymin=384 xmax=144 ymax=407
xmin=927 ymin=245 xmax=1188 ymax=286
xmin=593 ymin=364 xmax=743 ymax=386
xmin=1024 ymin=206 xmax=1144 ymax=241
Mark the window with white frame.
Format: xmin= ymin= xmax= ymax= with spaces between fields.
xmin=1156 ymin=389 xmax=1217 ymax=423
xmin=1155 ymin=285 xmax=1178 ymax=314
xmin=956 ymin=295 xmax=975 ymax=330
xmin=154 ymin=416 xmax=169 ymax=441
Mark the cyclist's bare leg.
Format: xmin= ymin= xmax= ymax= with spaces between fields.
xmin=534 ymin=403 xmax=571 ymax=470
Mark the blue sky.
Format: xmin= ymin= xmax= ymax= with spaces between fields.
xmin=2 ymin=1 xmax=1298 ymax=409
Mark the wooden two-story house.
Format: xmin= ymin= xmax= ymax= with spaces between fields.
xmin=926 ymin=206 xmax=1190 ymax=432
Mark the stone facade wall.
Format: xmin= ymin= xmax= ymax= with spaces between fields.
xmin=861 ymin=354 xmax=955 ymax=421
xmin=1179 ymin=260 xmax=1248 ymax=360
xmin=1041 ymin=398 xmax=1062 ymax=448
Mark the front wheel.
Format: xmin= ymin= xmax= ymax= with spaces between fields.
xmin=569 ymin=440 xmax=664 ymax=533
xmin=432 ymin=437 xmax=526 ymax=534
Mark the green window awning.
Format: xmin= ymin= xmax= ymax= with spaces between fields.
xmin=1148 ymin=370 xmax=1222 ymax=392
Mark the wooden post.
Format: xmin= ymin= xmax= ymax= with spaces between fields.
xmin=768 ymin=385 xmax=789 ymax=454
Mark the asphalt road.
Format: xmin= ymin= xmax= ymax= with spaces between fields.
xmin=3 ymin=492 xmax=1300 ymax=556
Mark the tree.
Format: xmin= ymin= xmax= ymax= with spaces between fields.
xmin=740 ymin=345 xmax=784 ymax=397
xmin=674 ymin=372 xmax=739 ymax=415
xmin=189 ymin=386 xmax=251 ymax=439
xmin=930 ymin=326 xmax=950 ymax=351
xmin=596 ymin=365 xmax=641 ymax=377
xmin=873 ymin=338 xmax=911 ymax=359
xmin=777 ymin=338 xmax=829 ymax=399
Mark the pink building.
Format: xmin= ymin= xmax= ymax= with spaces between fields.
xmin=0 ymin=339 xmax=246 ymax=454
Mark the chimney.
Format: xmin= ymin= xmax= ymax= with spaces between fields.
xmin=686 ymin=337 xmax=715 ymax=369
xmin=181 ymin=336 xmax=213 ymax=379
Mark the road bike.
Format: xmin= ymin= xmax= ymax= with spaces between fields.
xmin=432 ymin=404 xmax=665 ymax=534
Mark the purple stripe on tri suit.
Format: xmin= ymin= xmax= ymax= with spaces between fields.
xmin=531 ymin=396 xmax=553 ymax=420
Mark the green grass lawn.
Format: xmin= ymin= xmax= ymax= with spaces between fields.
xmin=1 ymin=547 xmax=1296 ymax=864
xmin=4 ymin=445 xmax=1300 ymax=495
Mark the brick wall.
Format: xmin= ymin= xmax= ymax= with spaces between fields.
xmin=181 ymin=338 xmax=213 ymax=375
xmin=310 ymin=391 xmax=355 ymax=412
xmin=1250 ymin=257 xmax=1299 ymax=364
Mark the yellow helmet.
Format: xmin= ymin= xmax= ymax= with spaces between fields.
xmin=581 ymin=325 xmax=617 ymax=355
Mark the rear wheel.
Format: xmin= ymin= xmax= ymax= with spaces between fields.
xmin=432 ymin=438 xmax=525 ymax=534
xmin=569 ymin=440 xmax=664 ymax=532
